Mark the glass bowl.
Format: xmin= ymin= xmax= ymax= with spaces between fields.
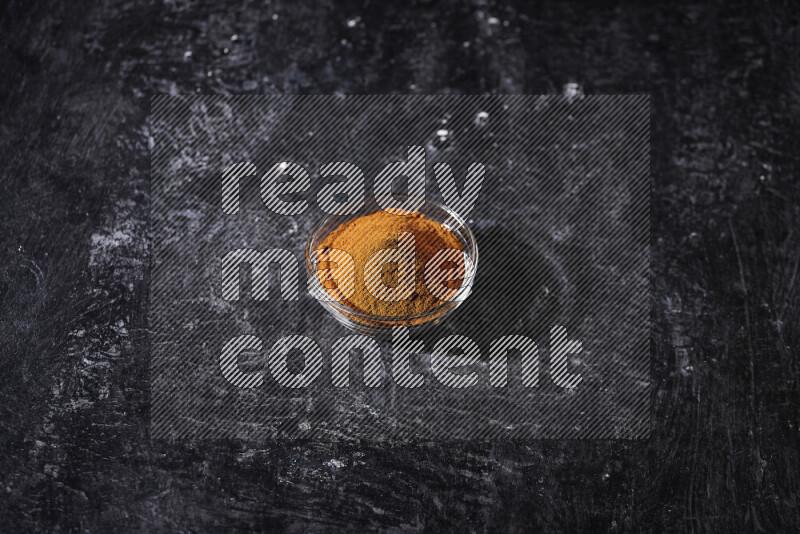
xmin=304 ymin=194 xmax=479 ymax=336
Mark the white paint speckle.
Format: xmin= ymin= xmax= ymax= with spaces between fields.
xmin=325 ymin=459 xmax=346 ymax=469
xmin=563 ymin=82 xmax=584 ymax=103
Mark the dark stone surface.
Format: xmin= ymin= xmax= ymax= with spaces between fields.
xmin=0 ymin=0 xmax=798 ymax=531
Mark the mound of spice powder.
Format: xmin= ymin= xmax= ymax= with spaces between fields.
xmin=316 ymin=209 xmax=465 ymax=318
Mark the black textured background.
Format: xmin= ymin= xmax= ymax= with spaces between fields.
xmin=1 ymin=0 xmax=798 ymax=531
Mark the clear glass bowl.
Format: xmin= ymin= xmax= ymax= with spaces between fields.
xmin=304 ymin=195 xmax=479 ymax=336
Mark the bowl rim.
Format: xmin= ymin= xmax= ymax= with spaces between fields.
xmin=304 ymin=194 xmax=479 ymax=323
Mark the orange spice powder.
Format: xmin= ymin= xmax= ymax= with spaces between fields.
xmin=316 ymin=209 xmax=465 ymax=319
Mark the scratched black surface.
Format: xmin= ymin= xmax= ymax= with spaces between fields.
xmin=1 ymin=0 xmax=798 ymax=531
